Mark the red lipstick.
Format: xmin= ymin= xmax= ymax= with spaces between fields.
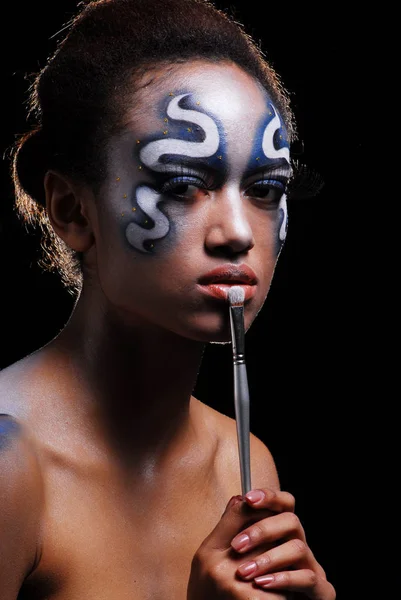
xmin=197 ymin=265 xmax=258 ymax=301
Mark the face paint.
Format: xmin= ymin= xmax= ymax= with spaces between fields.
xmin=139 ymin=93 xmax=220 ymax=170
xmin=262 ymin=103 xmax=290 ymax=164
xmin=125 ymin=185 xmax=170 ymax=252
xmin=277 ymin=193 xmax=288 ymax=255
xmin=265 ymin=104 xmax=289 ymax=253
xmin=0 ymin=415 xmax=20 ymax=450
xmin=244 ymin=100 xmax=290 ymax=255
xmin=95 ymin=62 xmax=297 ymax=341
xmin=125 ymin=93 xmax=222 ymax=253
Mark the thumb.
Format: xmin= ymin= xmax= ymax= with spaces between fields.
xmin=201 ymin=495 xmax=249 ymax=552
xmin=224 ymin=495 xmax=244 ymax=513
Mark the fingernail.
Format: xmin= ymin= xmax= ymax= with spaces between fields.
xmin=245 ymin=489 xmax=265 ymax=504
xmin=255 ymin=574 xmax=274 ymax=586
xmin=227 ymin=496 xmax=237 ymax=509
xmin=231 ymin=533 xmax=250 ymax=552
xmin=237 ymin=561 xmax=257 ymax=578
xmin=227 ymin=495 xmax=243 ymax=509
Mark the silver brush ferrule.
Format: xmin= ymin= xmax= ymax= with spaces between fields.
xmin=229 ymin=305 xmax=245 ymax=364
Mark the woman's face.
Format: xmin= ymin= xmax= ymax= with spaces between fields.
xmin=90 ymin=61 xmax=291 ymax=342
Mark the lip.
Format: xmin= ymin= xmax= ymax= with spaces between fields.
xmin=197 ymin=283 xmax=257 ymax=302
xmin=197 ymin=264 xmax=258 ymax=302
xmin=198 ymin=264 xmax=258 ymax=286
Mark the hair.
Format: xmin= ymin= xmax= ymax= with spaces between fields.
xmin=11 ymin=0 xmax=297 ymax=295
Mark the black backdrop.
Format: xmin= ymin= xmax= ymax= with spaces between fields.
xmin=0 ymin=2 xmax=365 ymax=596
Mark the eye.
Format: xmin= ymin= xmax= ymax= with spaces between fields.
xmin=245 ymin=179 xmax=286 ymax=206
xmin=160 ymin=176 xmax=209 ymax=200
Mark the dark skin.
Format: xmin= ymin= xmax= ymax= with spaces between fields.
xmin=0 ymin=61 xmax=335 ymax=599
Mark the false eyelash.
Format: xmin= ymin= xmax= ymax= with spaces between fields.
xmin=286 ymin=159 xmax=325 ymax=200
xmin=156 ymin=164 xmax=217 ymax=190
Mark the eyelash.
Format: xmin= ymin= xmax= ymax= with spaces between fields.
xmin=286 ymin=160 xmax=324 ymax=200
xmin=245 ymin=178 xmax=287 ymax=206
xmin=157 ymin=166 xmax=216 ymax=200
xmin=160 ymin=175 xmax=210 ymax=199
xmin=157 ymin=168 xmax=289 ymax=205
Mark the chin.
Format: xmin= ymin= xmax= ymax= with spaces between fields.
xmin=179 ymin=309 xmax=255 ymax=344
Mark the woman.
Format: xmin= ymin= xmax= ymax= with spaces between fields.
xmin=0 ymin=1 xmax=335 ymax=598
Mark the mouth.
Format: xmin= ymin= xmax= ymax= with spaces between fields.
xmin=197 ymin=265 xmax=258 ymax=302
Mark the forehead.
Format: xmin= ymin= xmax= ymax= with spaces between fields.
xmin=125 ymin=60 xmax=273 ymax=141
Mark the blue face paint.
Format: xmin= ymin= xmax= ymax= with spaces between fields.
xmin=0 ymin=415 xmax=20 ymax=450
xmin=117 ymin=89 xmax=291 ymax=257
xmin=138 ymin=92 xmax=228 ymax=173
xmin=247 ymin=101 xmax=290 ymax=172
xmin=245 ymin=100 xmax=290 ymax=255
xmin=125 ymin=92 xmax=227 ymax=254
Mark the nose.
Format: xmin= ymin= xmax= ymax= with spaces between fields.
xmin=204 ymin=187 xmax=254 ymax=257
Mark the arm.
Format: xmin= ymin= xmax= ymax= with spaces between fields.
xmin=0 ymin=414 xmax=43 ymax=599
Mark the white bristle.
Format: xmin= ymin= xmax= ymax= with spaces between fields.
xmin=228 ymin=285 xmax=245 ymax=306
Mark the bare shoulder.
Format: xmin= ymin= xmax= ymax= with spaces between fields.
xmin=0 ymin=356 xmax=45 ymax=595
xmin=0 ymin=357 xmax=46 ymax=512
xmin=194 ymin=398 xmax=280 ymax=495
xmin=0 ymin=412 xmax=44 ymax=597
xmin=0 ymin=351 xmax=44 ymax=417
xmin=0 ymin=413 xmax=42 ymax=490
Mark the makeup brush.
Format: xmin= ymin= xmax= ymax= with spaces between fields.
xmin=227 ymin=285 xmax=251 ymax=496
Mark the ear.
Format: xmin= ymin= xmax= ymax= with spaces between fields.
xmin=44 ymin=170 xmax=95 ymax=253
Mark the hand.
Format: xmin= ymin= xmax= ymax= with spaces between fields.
xmin=187 ymin=488 xmax=336 ymax=600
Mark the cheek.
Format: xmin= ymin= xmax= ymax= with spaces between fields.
xmin=93 ymin=196 xmax=198 ymax=301
xmin=126 ymin=195 xmax=207 ymax=258
xmin=253 ymin=198 xmax=288 ymax=265
xmin=125 ymin=185 xmax=171 ymax=253
xmin=254 ymin=206 xmax=286 ymax=256
xmin=91 ymin=196 xmax=144 ymax=303
xmin=251 ymin=208 xmax=286 ymax=297
xmin=113 ymin=184 xmax=200 ymax=258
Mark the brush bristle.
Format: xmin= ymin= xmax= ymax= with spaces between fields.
xmin=228 ymin=286 xmax=245 ymax=306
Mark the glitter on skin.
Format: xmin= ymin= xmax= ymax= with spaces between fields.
xmin=139 ymin=93 xmax=220 ymax=173
xmin=125 ymin=93 xmax=221 ymax=252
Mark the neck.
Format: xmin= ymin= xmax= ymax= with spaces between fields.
xmin=46 ymin=283 xmax=207 ymax=468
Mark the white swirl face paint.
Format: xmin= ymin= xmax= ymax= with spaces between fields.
xmin=139 ymin=93 xmax=220 ymax=171
xmin=278 ymin=194 xmax=288 ymax=243
xmin=125 ymin=186 xmax=170 ymax=251
xmin=125 ymin=93 xmax=221 ymax=252
xmin=259 ymin=103 xmax=290 ymax=250
xmin=262 ymin=104 xmax=290 ymax=164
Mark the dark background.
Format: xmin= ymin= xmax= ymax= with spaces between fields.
xmin=0 ymin=2 xmax=365 ymax=597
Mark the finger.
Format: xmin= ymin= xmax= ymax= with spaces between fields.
xmin=244 ymin=488 xmax=295 ymax=512
xmin=201 ymin=495 xmax=279 ymax=553
xmin=231 ymin=511 xmax=306 ymax=554
xmin=223 ymin=494 xmax=243 ymax=514
xmin=254 ymin=569 xmax=336 ymax=600
xmin=236 ymin=537 xmax=315 ymax=581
